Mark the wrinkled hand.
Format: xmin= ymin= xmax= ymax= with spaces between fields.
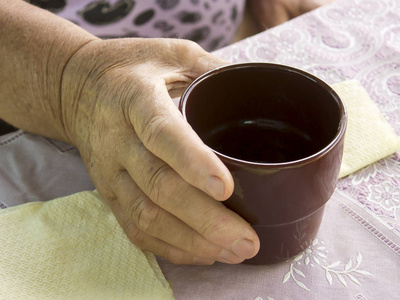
xmin=60 ymin=38 xmax=260 ymax=265
xmin=248 ymin=0 xmax=336 ymax=29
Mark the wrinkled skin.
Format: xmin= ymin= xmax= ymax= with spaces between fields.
xmin=60 ymin=38 xmax=260 ymax=265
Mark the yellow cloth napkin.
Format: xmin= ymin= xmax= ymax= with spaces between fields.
xmin=0 ymin=190 xmax=175 ymax=300
xmin=332 ymin=80 xmax=400 ymax=178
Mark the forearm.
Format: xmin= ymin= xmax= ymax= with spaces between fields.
xmin=0 ymin=0 xmax=98 ymax=142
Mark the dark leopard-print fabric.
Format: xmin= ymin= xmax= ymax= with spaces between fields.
xmin=25 ymin=0 xmax=246 ymax=51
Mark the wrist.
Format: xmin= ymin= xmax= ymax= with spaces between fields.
xmin=59 ymin=39 xmax=100 ymax=148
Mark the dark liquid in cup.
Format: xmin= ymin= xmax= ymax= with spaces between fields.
xmin=202 ymin=119 xmax=320 ymax=163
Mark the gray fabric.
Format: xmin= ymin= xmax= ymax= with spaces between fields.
xmin=0 ymin=130 xmax=94 ymax=207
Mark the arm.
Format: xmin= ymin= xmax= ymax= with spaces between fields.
xmin=0 ymin=0 xmax=259 ymax=264
xmin=0 ymin=0 xmax=97 ymax=141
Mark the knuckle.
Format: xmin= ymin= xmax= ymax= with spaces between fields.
xmin=160 ymin=246 xmax=186 ymax=265
xmin=145 ymin=164 xmax=177 ymax=205
xmin=186 ymin=233 xmax=215 ymax=258
xmin=198 ymin=208 xmax=231 ymax=240
xmin=160 ymin=245 xmax=174 ymax=262
xmin=122 ymin=218 xmax=145 ymax=247
xmin=178 ymin=39 xmax=204 ymax=55
xmin=127 ymin=194 xmax=162 ymax=234
xmin=188 ymin=234 xmax=199 ymax=253
xmin=139 ymin=111 xmax=170 ymax=149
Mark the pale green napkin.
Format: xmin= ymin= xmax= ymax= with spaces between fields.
xmin=0 ymin=191 xmax=175 ymax=300
xmin=332 ymin=80 xmax=400 ymax=178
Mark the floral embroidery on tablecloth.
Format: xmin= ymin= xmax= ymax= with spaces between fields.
xmin=338 ymin=153 xmax=400 ymax=237
xmin=369 ymin=182 xmax=400 ymax=212
xmin=282 ymin=238 xmax=373 ymax=291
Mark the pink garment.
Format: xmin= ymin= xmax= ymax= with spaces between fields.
xmin=26 ymin=0 xmax=246 ymax=51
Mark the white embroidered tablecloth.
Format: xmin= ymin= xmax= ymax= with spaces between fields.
xmin=0 ymin=0 xmax=399 ymax=299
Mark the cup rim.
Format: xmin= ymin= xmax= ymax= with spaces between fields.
xmin=179 ymin=62 xmax=347 ymax=168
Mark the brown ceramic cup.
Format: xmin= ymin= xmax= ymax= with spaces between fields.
xmin=179 ymin=63 xmax=347 ymax=265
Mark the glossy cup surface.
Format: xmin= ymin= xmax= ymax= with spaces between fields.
xmin=179 ymin=63 xmax=347 ymax=264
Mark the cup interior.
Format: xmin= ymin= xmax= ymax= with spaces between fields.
xmin=181 ymin=64 xmax=343 ymax=164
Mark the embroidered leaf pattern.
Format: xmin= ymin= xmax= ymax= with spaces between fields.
xmin=356 ymin=253 xmax=362 ymax=264
xmin=282 ymin=264 xmax=310 ymax=291
xmin=293 ymin=254 xmax=303 ymax=262
xmin=347 ymin=274 xmax=361 ymax=285
xmin=296 ymin=280 xmax=310 ymax=291
xmin=354 ymin=270 xmax=373 ymax=276
xmin=282 ymin=239 xmax=373 ymax=291
xmin=282 ymin=271 xmax=291 ymax=283
xmin=345 ymin=260 xmax=352 ymax=271
xmin=326 ymin=261 xmax=340 ymax=268
xmin=293 ymin=267 xmax=305 ymax=278
xmin=337 ymin=274 xmax=347 ymax=286
xmin=322 ymin=252 xmax=373 ymax=287
xmin=325 ymin=269 xmax=333 ymax=285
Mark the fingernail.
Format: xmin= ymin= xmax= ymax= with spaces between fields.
xmin=231 ymin=239 xmax=257 ymax=259
xmin=205 ymin=176 xmax=225 ymax=200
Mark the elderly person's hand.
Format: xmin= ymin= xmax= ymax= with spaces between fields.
xmin=61 ymin=38 xmax=260 ymax=264
xmin=1 ymin=0 xmax=259 ymax=265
